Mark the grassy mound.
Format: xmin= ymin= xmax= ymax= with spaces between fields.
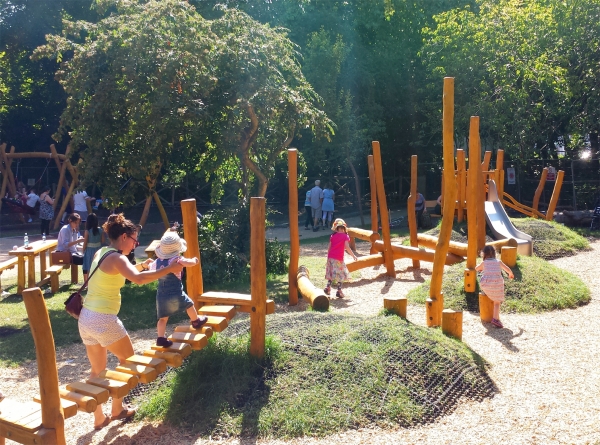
xmin=511 ymin=218 xmax=589 ymax=259
xmin=134 ymin=313 xmax=495 ymax=439
xmin=407 ymin=255 xmax=590 ymax=313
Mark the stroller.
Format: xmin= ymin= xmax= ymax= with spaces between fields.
xmin=591 ymin=199 xmax=600 ymax=230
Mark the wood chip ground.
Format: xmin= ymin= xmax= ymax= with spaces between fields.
xmin=2 ymin=239 xmax=600 ymax=444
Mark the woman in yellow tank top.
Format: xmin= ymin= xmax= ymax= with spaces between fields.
xmin=78 ymin=214 xmax=184 ymax=430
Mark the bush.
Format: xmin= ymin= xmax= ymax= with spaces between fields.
xmin=194 ymin=206 xmax=290 ymax=286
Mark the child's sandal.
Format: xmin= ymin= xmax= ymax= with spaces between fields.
xmin=324 ymin=286 xmax=331 ymax=295
xmin=336 ymin=290 xmax=344 ymax=298
xmin=192 ymin=316 xmax=208 ymax=329
xmin=156 ymin=337 xmax=173 ymax=348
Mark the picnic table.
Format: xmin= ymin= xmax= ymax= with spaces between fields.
xmin=144 ymin=240 xmax=161 ymax=259
xmin=9 ymin=239 xmax=59 ymax=295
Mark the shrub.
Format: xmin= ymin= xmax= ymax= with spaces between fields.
xmin=266 ymin=238 xmax=289 ymax=275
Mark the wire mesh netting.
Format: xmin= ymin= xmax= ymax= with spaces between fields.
xmin=126 ymin=312 xmax=497 ymax=430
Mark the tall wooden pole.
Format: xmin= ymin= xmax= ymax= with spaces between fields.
xmin=456 ymin=149 xmax=466 ymax=222
xmin=288 ymin=149 xmax=299 ymax=306
xmin=372 ymin=141 xmax=395 ymax=277
xmin=181 ymin=199 xmax=203 ymax=310
xmin=368 ymin=155 xmax=378 ymax=234
xmin=465 ymin=117 xmax=481 ymax=293
xmin=477 ymin=149 xmax=487 ymax=250
xmin=496 ymin=149 xmax=505 ymax=201
xmin=250 ymin=197 xmax=267 ymax=358
xmin=427 ymin=77 xmax=457 ymax=327
xmin=22 ymin=288 xmax=65 ymax=445
xmin=408 ymin=155 xmax=419 ymax=269
xmin=532 ymin=168 xmax=548 ymax=214
xmin=546 ymin=170 xmax=565 ymax=221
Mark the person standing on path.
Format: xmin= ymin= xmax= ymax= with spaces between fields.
xmin=304 ymin=188 xmax=314 ymax=230
xmin=310 ymin=180 xmax=323 ymax=231
xmin=321 ymin=183 xmax=335 ymax=230
xmin=73 ymin=189 xmax=95 ymax=224
xmin=475 ymin=245 xmax=514 ymax=328
xmin=415 ymin=190 xmax=425 ymax=229
xmin=39 ymin=186 xmax=54 ymax=236
xmin=25 ymin=189 xmax=39 ymax=223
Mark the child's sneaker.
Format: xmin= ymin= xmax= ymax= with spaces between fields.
xmin=192 ymin=315 xmax=208 ymax=329
xmin=490 ymin=318 xmax=504 ymax=328
xmin=324 ymin=286 xmax=331 ymax=295
xmin=336 ymin=290 xmax=345 ymax=298
xmin=156 ymin=337 xmax=173 ymax=348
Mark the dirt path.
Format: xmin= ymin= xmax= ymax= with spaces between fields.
xmin=1 ymin=240 xmax=599 ymax=444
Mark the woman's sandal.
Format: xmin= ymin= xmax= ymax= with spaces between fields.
xmin=93 ymin=415 xmax=111 ymax=430
xmin=112 ymin=406 xmax=136 ymax=421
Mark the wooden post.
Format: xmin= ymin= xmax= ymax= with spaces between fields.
xmin=372 ymin=141 xmax=395 ymax=277
xmin=442 ymin=309 xmax=463 ymax=341
xmin=479 ymin=293 xmax=494 ymax=322
xmin=296 ymin=266 xmax=329 ymax=310
xmin=368 ymin=155 xmax=378 ymax=234
xmin=496 ymin=149 xmax=505 ymax=201
xmin=70 ymin=264 xmax=78 ymax=284
xmin=532 ymin=168 xmax=548 ymax=214
xmin=407 ymin=155 xmax=419 ymax=269
xmin=477 ymin=150 xmax=487 ymax=250
xmin=545 ymin=170 xmax=564 ymax=221
xmin=0 ymin=143 xmax=8 ymax=211
xmin=152 ymin=191 xmax=170 ymax=230
xmin=428 ymin=77 xmax=457 ymax=327
xmin=481 ymin=150 xmax=492 ymax=172
xmin=53 ymin=178 xmax=77 ymax=229
xmin=384 ymin=296 xmax=407 ymax=318
xmin=250 ymin=197 xmax=267 ymax=358
xmin=465 ymin=117 xmax=481 ymax=293
xmin=22 ymin=287 xmax=66 ymax=445
xmin=52 ymin=146 xmax=71 ymax=213
xmin=181 ymin=199 xmax=203 ymax=310
xmin=456 ymin=149 xmax=466 ymax=222
xmin=138 ymin=195 xmax=153 ymax=228
xmin=288 ymin=149 xmax=299 ymax=306
xmin=501 ymin=246 xmax=517 ymax=267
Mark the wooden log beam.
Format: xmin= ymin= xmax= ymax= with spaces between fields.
xmin=346 ymin=227 xmax=380 ymax=243
xmin=372 ymin=141 xmax=395 ymax=277
xmin=546 ymin=170 xmax=565 ymax=221
xmin=442 ymin=309 xmax=463 ymax=341
xmin=367 ymin=155 xmax=378 ymax=234
xmin=250 ymin=197 xmax=267 ymax=358
xmin=465 ymin=117 xmax=481 ymax=294
xmin=372 ymin=240 xmax=463 ymax=265
xmin=181 ymin=199 xmax=203 ymax=310
xmin=532 ymin=168 xmax=548 ymax=214
xmin=346 ymin=253 xmax=385 ymax=272
xmin=479 ymin=293 xmax=494 ymax=322
xmin=408 ymin=155 xmax=419 ymax=268
xmin=296 ymin=266 xmax=329 ymax=310
xmin=384 ymin=296 xmax=407 ymax=318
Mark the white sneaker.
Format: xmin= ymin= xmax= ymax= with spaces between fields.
xmin=27 ymin=218 xmax=32 ymax=223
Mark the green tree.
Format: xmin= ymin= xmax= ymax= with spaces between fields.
xmin=34 ymin=0 xmax=332 ymax=207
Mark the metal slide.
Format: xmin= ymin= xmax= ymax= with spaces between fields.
xmin=484 ymin=180 xmax=533 ymax=255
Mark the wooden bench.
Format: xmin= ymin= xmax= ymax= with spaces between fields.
xmin=425 ymin=200 xmax=441 ymax=217
xmin=0 ymin=257 xmax=18 ymax=290
xmin=46 ymin=265 xmax=64 ymax=293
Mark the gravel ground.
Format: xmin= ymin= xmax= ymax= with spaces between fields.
xmin=1 ymin=239 xmax=599 ymax=444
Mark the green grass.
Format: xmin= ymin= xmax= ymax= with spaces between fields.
xmin=407 ymin=255 xmax=591 ymax=313
xmin=135 ymin=313 xmax=491 ymax=438
xmin=511 ymin=218 xmax=590 ymax=259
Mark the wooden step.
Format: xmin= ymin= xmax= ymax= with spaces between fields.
xmin=125 ymin=355 xmax=167 ymax=374
xmin=150 ymin=341 xmax=192 ymax=358
xmin=99 ymin=369 xmax=139 ymax=390
xmin=115 ymin=363 xmax=158 ymax=384
xmin=167 ymin=332 xmax=208 ymax=350
xmin=202 ymin=316 xmax=228 ymax=332
xmin=58 ymin=388 xmax=97 ymax=413
xmin=65 ymin=382 xmax=109 ymax=404
xmin=0 ymin=399 xmax=42 ymax=431
xmin=143 ymin=350 xmax=183 ymax=367
xmin=198 ymin=291 xmax=252 ymax=306
xmin=33 ymin=395 xmax=77 ymax=419
xmin=85 ymin=377 xmax=129 ymax=399
xmin=173 ymin=325 xmax=213 ymax=338
xmin=198 ymin=305 xmax=236 ymax=320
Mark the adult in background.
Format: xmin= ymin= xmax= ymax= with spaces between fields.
xmin=304 ymin=188 xmax=314 ymax=230
xmin=73 ymin=188 xmax=94 ymax=223
xmin=25 ymin=188 xmax=39 ymax=223
xmin=78 ymin=214 xmax=184 ymax=430
xmin=56 ymin=213 xmax=83 ymax=258
xmin=321 ymin=183 xmax=335 ymax=229
xmin=39 ymin=186 xmax=54 ymax=236
xmin=415 ymin=190 xmax=425 ymax=229
xmin=310 ymin=180 xmax=323 ymax=231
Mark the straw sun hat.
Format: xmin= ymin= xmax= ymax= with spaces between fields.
xmin=154 ymin=231 xmax=187 ymax=260
xmin=331 ymin=218 xmax=347 ymax=230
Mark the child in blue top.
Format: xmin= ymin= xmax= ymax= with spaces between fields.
xmin=145 ymin=231 xmax=208 ymax=347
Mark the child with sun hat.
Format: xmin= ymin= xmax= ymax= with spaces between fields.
xmin=144 ymin=231 xmax=208 ymax=347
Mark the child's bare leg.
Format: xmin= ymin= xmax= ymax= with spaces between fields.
xmin=186 ymin=305 xmax=198 ymax=321
xmin=157 ymin=317 xmax=169 ymax=338
xmin=493 ymin=303 xmax=501 ymax=320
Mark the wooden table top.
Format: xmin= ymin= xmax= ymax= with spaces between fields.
xmin=144 ymin=239 xmax=161 ymax=255
xmin=9 ymin=239 xmax=58 ymax=256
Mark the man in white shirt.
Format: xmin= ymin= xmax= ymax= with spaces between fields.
xmin=310 ymin=180 xmax=323 ymax=231
xmin=25 ymin=189 xmax=39 ymax=223
xmin=73 ymin=190 xmax=94 ymax=223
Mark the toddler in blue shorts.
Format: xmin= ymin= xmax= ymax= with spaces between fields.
xmin=145 ymin=231 xmax=208 ymax=347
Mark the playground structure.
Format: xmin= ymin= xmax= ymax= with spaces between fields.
xmin=0 ymin=197 xmax=273 ymax=445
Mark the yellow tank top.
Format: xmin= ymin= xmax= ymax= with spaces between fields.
xmin=83 ymin=247 xmax=126 ymax=315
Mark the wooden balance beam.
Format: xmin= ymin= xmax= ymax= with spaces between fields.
xmin=296 ymin=266 xmax=329 ymax=310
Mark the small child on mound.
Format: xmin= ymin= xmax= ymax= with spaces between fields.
xmin=145 ymin=231 xmax=208 ymax=347
xmin=324 ymin=218 xmax=357 ymax=298
xmin=475 ymin=245 xmax=514 ymax=328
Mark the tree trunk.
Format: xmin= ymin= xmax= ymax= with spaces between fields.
xmin=138 ymin=195 xmax=153 ymax=228
xmin=152 ymin=191 xmax=170 ymax=230
xmin=347 ymin=158 xmax=365 ymax=226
